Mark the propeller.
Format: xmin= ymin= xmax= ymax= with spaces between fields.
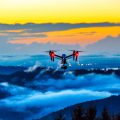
xmin=44 ymin=50 xmax=59 ymax=53
xmin=68 ymin=50 xmax=84 ymax=52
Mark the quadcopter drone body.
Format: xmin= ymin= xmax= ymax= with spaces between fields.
xmin=48 ymin=50 xmax=83 ymax=70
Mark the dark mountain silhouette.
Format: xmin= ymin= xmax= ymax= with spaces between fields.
xmin=39 ymin=95 xmax=120 ymax=120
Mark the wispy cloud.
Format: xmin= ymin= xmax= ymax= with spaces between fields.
xmin=86 ymin=35 xmax=120 ymax=54
xmin=0 ymin=22 xmax=120 ymax=32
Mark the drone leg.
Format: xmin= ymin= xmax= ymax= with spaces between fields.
xmin=73 ymin=56 xmax=75 ymax=61
xmin=76 ymin=57 xmax=78 ymax=61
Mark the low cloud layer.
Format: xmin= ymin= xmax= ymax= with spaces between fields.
xmin=0 ymin=72 xmax=119 ymax=119
xmin=0 ymin=59 xmax=120 ymax=119
xmin=0 ymin=87 xmax=113 ymax=119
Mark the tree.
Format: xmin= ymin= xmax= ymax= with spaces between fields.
xmin=115 ymin=113 xmax=120 ymax=120
xmin=86 ymin=106 xmax=97 ymax=120
xmin=55 ymin=114 xmax=65 ymax=120
xmin=72 ymin=105 xmax=84 ymax=120
xmin=101 ymin=108 xmax=111 ymax=120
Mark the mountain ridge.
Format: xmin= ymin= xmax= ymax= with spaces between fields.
xmin=39 ymin=95 xmax=120 ymax=120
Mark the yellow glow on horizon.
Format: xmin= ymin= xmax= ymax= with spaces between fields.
xmin=0 ymin=0 xmax=120 ymax=24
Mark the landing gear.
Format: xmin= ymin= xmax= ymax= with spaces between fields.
xmin=61 ymin=65 xmax=67 ymax=70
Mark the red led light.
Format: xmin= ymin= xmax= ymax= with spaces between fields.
xmin=51 ymin=53 xmax=55 ymax=57
xmin=75 ymin=52 xmax=79 ymax=56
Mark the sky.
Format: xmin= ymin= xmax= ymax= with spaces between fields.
xmin=0 ymin=0 xmax=120 ymax=54
xmin=0 ymin=0 xmax=120 ymax=24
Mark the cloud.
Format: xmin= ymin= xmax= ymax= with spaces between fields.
xmin=0 ymin=89 xmax=112 ymax=119
xmin=0 ymin=22 xmax=120 ymax=55
xmin=0 ymin=22 xmax=120 ymax=33
xmin=79 ymin=31 xmax=97 ymax=35
xmin=0 ymin=34 xmax=81 ymax=54
xmin=0 ymin=65 xmax=119 ymax=119
xmin=30 ymin=72 xmax=120 ymax=94
xmin=86 ymin=35 xmax=120 ymax=54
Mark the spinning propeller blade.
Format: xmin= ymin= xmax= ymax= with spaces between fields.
xmin=78 ymin=51 xmax=84 ymax=52
xmin=68 ymin=50 xmax=84 ymax=52
xmin=44 ymin=50 xmax=59 ymax=53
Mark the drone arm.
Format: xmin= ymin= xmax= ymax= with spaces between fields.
xmin=65 ymin=54 xmax=73 ymax=59
xmin=55 ymin=54 xmax=62 ymax=59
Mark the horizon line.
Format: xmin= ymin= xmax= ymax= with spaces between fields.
xmin=0 ymin=22 xmax=120 ymax=25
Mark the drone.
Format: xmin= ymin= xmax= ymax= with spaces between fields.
xmin=45 ymin=50 xmax=83 ymax=70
